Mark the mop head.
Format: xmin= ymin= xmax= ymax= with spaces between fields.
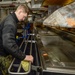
xmin=21 ymin=60 xmax=29 ymax=72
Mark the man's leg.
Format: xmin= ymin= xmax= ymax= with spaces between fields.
xmin=0 ymin=55 xmax=12 ymax=75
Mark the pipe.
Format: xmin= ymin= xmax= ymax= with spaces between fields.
xmin=0 ymin=1 xmax=25 ymax=5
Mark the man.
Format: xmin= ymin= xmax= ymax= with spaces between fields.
xmin=0 ymin=4 xmax=33 ymax=75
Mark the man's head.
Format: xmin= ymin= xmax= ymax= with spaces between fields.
xmin=15 ymin=4 xmax=29 ymax=21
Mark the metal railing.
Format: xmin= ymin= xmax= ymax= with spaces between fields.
xmin=8 ymin=33 xmax=36 ymax=75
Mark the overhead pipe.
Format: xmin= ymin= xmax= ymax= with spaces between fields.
xmin=0 ymin=1 xmax=25 ymax=5
xmin=0 ymin=0 xmax=46 ymax=11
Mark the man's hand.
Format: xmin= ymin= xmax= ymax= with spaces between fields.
xmin=24 ymin=55 xmax=33 ymax=63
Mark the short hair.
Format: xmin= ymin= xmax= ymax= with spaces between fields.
xmin=16 ymin=4 xmax=29 ymax=14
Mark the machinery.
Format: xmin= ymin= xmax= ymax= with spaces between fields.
xmin=7 ymin=22 xmax=75 ymax=75
xmin=0 ymin=0 xmax=75 ymax=75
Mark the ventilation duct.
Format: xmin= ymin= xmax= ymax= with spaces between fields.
xmin=43 ymin=2 xmax=75 ymax=28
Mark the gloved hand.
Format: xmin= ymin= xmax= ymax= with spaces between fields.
xmin=21 ymin=60 xmax=29 ymax=71
xmin=21 ymin=55 xmax=33 ymax=71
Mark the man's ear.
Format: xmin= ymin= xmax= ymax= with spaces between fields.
xmin=18 ymin=10 xmax=22 ymax=14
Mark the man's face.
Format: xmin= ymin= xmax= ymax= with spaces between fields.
xmin=19 ymin=11 xmax=27 ymax=21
